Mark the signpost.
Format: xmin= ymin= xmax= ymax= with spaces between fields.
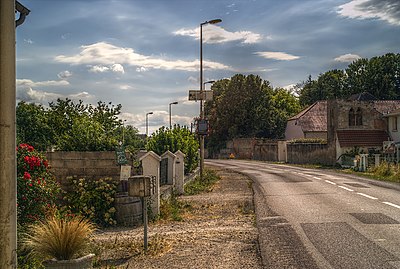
xmin=188 ymin=90 xmax=213 ymax=101
xmin=128 ymin=176 xmax=155 ymax=251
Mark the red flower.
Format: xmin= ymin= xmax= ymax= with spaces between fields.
xmin=23 ymin=172 xmax=31 ymax=180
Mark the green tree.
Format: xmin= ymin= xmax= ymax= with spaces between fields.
xmin=205 ymin=74 xmax=301 ymax=155
xmin=47 ymin=98 xmax=123 ymax=151
xmin=16 ymin=102 xmax=53 ymax=151
xmin=146 ymin=126 xmax=199 ymax=174
xmin=298 ymin=53 xmax=400 ymax=106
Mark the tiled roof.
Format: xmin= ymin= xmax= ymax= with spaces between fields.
xmin=373 ymin=100 xmax=400 ymax=114
xmin=337 ymin=130 xmax=390 ymax=147
xmin=288 ymin=101 xmax=327 ymax=132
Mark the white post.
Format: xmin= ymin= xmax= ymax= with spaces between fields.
xmin=139 ymin=151 xmax=161 ymax=217
xmin=174 ymin=150 xmax=185 ymax=195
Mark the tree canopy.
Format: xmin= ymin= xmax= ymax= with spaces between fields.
xmin=205 ymin=74 xmax=301 ymax=155
xmin=16 ymin=98 xmax=143 ymax=151
xmin=298 ymin=53 xmax=400 ymax=106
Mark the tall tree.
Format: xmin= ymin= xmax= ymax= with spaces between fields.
xmin=205 ymin=74 xmax=301 ymax=154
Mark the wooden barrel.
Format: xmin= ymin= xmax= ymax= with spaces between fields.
xmin=114 ymin=194 xmax=142 ymax=227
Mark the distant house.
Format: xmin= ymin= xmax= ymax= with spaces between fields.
xmin=286 ymin=92 xmax=400 ymax=164
xmin=285 ymin=101 xmax=327 ymax=140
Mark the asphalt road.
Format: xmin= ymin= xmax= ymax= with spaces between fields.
xmin=206 ymin=159 xmax=400 ymax=269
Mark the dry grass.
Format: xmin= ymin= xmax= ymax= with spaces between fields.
xmin=23 ymin=215 xmax=96 ymax=260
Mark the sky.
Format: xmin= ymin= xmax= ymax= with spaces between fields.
xmin=15 ymin=0 xmax=400 ymax=134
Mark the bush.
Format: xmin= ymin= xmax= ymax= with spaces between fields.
xmin=184 ymin=169 xmax=220 ymax=195
xmin=146 ymin=125 xmax=199 ymax=174
xmin=63 ymin=177 xmax=118 ymax=227
xmin=17 ymin=144 xmax=60 ymax=224
xmin=22 ymin=213 xmax=95 ymax=261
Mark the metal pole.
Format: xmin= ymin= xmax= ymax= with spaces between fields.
xmin=199 ymin=22 xmax=205 ymax=180
xmin=169 ymin=103 xmax=172 ymax=129
xmin=146 ymin=114 xmax=149 ymax=137
xmin=143 ymin=197 xmax=148 ymax=251
xmin=0 ymin=0 xmax=17 ymax=267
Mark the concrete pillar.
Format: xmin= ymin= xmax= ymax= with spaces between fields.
xmin=0 ymin=0 xmax=17 ymax=267
xmin=359 ymin=154 xmax=368 ymax=172
xmin=374 ymin=154 xmax=380 ymax=167
xmin=174 ymin=150 xmax=185 ymax=195
xmin=139 ymin=151 xmax=161 ymax=217
xmin=161 ymin=150 xmax=176 ymax=186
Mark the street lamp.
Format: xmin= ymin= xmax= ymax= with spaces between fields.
xmin=199 ymin=19 xmax=221 ymax=180
xmin=169 ymin=101 xmax=178 ymax=129
xmin=146 ymin=112 xmax=153 ymax=137
xmin=122 ymin=119 xmax=127 ymax=145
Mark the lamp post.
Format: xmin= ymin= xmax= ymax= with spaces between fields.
xmin=169 ymin=101 xmax=178 ymax=129
xmin=199 ymin=19 xmax=221 ymax=180
xmin=122 ymin=119 xmax=127 ymax=145
xmin=146 ymin=112 xmax=153 ymax=137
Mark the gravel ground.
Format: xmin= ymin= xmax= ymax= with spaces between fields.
xmin=92 ymin=166 xmax=263 ymax=269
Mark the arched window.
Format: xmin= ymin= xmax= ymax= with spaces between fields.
xmin=349 ymin=108 xmax=355 ymax=126
xmin=355 ymin=107 xmax=362 ymax=126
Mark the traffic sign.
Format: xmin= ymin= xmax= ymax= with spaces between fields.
xmin=188 ymin=90 xmax=213 ymax=101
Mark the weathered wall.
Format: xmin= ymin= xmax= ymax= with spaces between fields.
xmin=287 ymin=143 xmax=335 ymax=165
xmin=253 ymin=140 xmax=279 ymax=161
xmin=46 ymin=151 xmax=132 ymax=183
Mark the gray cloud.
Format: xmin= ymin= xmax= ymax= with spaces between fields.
xmin=339 ymin=0 xmax=400 ymax=26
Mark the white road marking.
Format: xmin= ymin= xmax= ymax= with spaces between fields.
xmin=313 ymin=176 xmax=321 ymax=180
xmin=357 ymin=193 xmax=378 ymax=200
xmin=338 ymin=186 xmax=354 ymax=192
xmin=382 ymin=202 xmax=400 ymax=209
xmin=325 ymin=180 xmax=337 ymax=185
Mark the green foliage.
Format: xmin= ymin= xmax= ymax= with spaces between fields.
xmin=17 ymin=144 xmax=60 ymax=225
xmin=17 ymin=102 xmax=53 ymax=151
xmin=146 ymin=125 xmax=199 ymax=174
xmin=205 ymin=74 xmax=301 ymax=155
xmin=159 ymin=193 xmax=191 ymax=222
xmin=63 ymin=177 xmax=118 ymax=227
xmin=299 ymin=53 xmax=400 ymax=106
xmin=48 ymin=99 xmax=123 ymax=151
xmin=184 ymin=169 xmax=220 ymax=195
xmin=17 ymin=98 xmax=144 ymax=152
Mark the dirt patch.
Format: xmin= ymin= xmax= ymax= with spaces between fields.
xmin=92 ymin=165 xmax=263 ymax=268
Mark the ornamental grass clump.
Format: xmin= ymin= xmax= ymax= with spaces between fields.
xmin=23 ymin=214 xmax=96 ymax=261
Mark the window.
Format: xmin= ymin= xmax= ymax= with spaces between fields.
xmin=349 ymin=108 xmax=355 ymax=126
xmin=349 ymin=107 xmax=362 ymax=127
xmin=393 ymin=117 xmax=398 ymax=132
xmin=355 ymin=107 xmax=363 ymax=126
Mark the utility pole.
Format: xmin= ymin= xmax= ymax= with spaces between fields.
xmin=1 ymin=1 xmax=29 ymax=267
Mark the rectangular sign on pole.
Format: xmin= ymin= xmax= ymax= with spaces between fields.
xmin=188 ymin=90 xmax=213 ymax=101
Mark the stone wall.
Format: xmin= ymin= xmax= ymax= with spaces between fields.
xmin=287 ymin=143 xmax=335 ymax=165
xmin=46 ymin=151 xmax=132 ymax=183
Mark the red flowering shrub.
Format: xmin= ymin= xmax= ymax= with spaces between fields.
xmin=17 ymin=143 xmax=60 ymax=224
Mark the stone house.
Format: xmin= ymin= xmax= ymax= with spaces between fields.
xmin=285 ymin=101 xmax=327 ymax=140
xmin=285 ymin=93 xmax=400 ymax=164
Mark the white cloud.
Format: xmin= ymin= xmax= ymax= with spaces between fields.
xmin=334 ymin=53 xmax=362 ymax=62
xmin=136 ymin=66 xmax=148 ymax=72
xmin=111 ymin=64 xmax=125 ymax=74
xmin=338 ymin=0 xmax=400 ymax=26
xmin=17 ymin=86 xmax=92 ymax=104
xmin=255 ymin=51 xmax=300 ymax=61
xmin=88 ymin=64 xmax=125 ymax=74
xmin=173 ymin=25 xmax=262 ymax=44
xmin=24 ymin=39 xmax=33 ymax=44
xmin=55 ymin=42 xmax=230 ymax=72
xmin=187 ymin=76 xmax=198 ymax=84
xmin=57 ymin=70 xmax=72 ymax=79
xmin=16 ymin=79 xmax=69 ymax=87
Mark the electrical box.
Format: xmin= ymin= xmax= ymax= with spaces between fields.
xmin=128 ymin=176 xmax=155 ymax=197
